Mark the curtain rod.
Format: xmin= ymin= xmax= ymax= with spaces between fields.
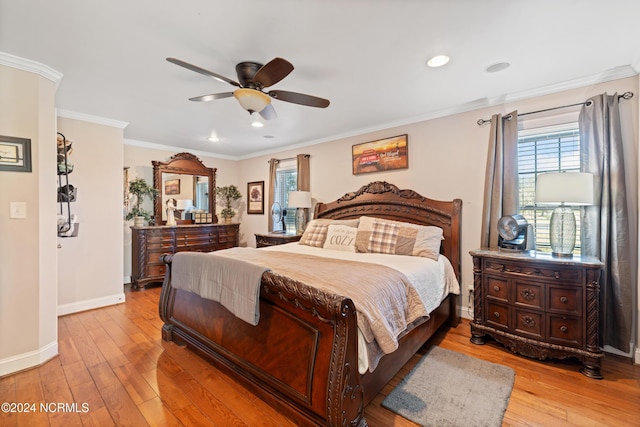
xmin=266 ymin=154 xmax=310 ymax=163
xmin=476 ymin=91 xmax=634 ymax=126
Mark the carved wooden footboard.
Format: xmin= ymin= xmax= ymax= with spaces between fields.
xmin=159 ymin=181 xmax=462 ymax=427
xmin=160 ymin=257 xmax=367 ymax=426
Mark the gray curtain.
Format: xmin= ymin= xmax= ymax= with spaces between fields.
xmin=480 ymin=111 xmax=519 ymax=248
xmin=580 ymin=93 xmax=637 ymax=353
xmin=267 ymin=158 xmax=279 ymax=232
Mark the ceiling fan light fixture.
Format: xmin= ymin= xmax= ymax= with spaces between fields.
xmin=233 ymin=88 xmax=271 ymax=113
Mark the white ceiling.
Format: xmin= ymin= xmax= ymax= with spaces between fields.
xmin=2 ymin=1 xmax=639 ymax=159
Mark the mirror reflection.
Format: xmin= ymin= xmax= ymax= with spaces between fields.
xmin=160 ymin=173 xmax=210 ymax=221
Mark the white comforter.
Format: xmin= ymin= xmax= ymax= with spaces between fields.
xmin=262 ymin=242 xmax=460 ymax=373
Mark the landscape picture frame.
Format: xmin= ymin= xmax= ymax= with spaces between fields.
xmin=0 ymin=135 xmax=32 ymax=173
xmin=352 ymin=134 xmax=408 ymax=175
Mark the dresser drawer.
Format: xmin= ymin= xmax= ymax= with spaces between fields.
xmin=514 ymin=281 xmax=543 ymax=310
xmin=147 ymin=263 xmax=166 ymax=277
xmin=547 ymin=315 xmax=582 ymax=347
xmin=513 ymin=308 xmax=544 ymax=339
xmin=547 ymin=285 xmax=582 ymax=316
xmin=218 ymin=227 xmax=238 ymax=244
xmin=485 ymin=276 xmax=510 ymax=303
xmin=484 ymin=260 xmax=582 ymax=284
xmin=485 ymin=302 xmax=510 ymax=330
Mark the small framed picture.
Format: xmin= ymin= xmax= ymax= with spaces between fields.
xmin=247 ymin=181 xmax=264 ymax=214
xmin=0 ymin=135 xmax=32 ymax=172
xmin=164 ymin=178 xmax=180 ymax=195
xmin=352 ymin=134 xmax=408 ymax=175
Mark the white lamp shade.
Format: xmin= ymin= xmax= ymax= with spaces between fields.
xmin=233 ymin=88 xmax=271 ymax=113
xmin=535 ymin=172 xmax=594 ymax=205
xmin=288 ymin=191 xmax=312 ymax=208
xmin=176 ymin=199 xmax=193 ymax=210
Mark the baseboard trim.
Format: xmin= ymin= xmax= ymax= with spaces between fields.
xmin=635 ymin=347 xmax=640 ymax=365
xmin=0 ymin=340 xmax=58 ymax=377
xmin=459 ymin=304 xmax=473 ymax=321
xmin=57 ymin=293 xmax=126 ymax=316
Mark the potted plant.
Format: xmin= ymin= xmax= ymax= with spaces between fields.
xmin=126 ymin=177 xmax=159 ymax=227
xmin=217 ymin=185 xmax=242 ymax=223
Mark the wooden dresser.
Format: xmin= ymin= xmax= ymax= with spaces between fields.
xmin=131 ymin=223 xmax=239 ymax=290
xmin=469 ymin=249 xmax=604 ymax=379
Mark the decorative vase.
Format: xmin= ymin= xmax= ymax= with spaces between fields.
xmin=133 ymin=216 xmax=145 ymax=227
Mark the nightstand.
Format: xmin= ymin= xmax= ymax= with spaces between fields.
xmin=469 ymin=249 xmax=604 ymax=379
xmin=255 ymin=232 xmax=301 ymax=248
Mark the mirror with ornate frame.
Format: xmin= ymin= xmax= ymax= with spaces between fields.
xmin=152 ymin=152 xmax=217 ymax=224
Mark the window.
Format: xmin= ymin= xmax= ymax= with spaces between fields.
xmin=518 ymin=123 xmax=582 ymax=253
xmin=273 ymin=160 xmax=297 ymax=232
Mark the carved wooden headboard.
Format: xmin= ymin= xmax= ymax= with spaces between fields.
xmin=314 ymin=181 xmax=462 ymax=281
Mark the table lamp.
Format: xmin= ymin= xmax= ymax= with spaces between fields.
xmin=288 ymin=191 xmax=312 ymax=235
xmin=535 ymin=172 xmax=593 ymax=257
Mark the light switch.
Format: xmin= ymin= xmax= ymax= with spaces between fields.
xmin=10 ymin=202 xmax=27 ymax=219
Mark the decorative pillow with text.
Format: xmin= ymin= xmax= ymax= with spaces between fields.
xmin=299 ymin=218 xmax=360 ymax=248
xmin=323 ymin=224 xmax=357 ymax=252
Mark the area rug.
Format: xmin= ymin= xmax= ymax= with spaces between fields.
xmin=381 ymin=346 xmax=515 ymax=427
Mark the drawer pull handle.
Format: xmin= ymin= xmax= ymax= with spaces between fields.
xmin=560 ymin=296 xmax=568 ymax=304
xmin=493 ymin=311 xmax=500 ymax=318
xmin=554 ymin=271 xmax=561 ymax=279
xmin=520 ymin=288 xmax=535 ymax=301
xmin=493 ymin=285 xmax=500 ymax=292
xmin=560 ymin=325 xmax=568 ymax=333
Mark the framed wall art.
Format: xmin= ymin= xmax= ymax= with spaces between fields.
xmin=0 ymin=135 xmax=32 ymax=173
xmin=352 ymin=134 xmax=408 ymax=175
xmin=164 ymin=178 xmax=180 ymax=195
xmin=247 ymin=181 xmax=264 ymax=214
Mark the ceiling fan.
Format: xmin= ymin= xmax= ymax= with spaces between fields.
xmin=166 ymin=57 xmax=330 ymax=120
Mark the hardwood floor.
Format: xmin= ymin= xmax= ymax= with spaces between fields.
xmin=1 ymin=285 xmax=639 ymax=426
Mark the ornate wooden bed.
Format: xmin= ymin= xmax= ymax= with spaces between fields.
xmin=159 ymin=181 xmax=462 ymax=426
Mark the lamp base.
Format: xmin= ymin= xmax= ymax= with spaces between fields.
xmin=549 ymin=206 xmax=576 ymax=257
xmin=295 ymin=208 xmax=307 ymax=236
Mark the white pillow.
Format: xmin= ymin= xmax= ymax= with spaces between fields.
xmin=323 ymin=224 xmax=357 ymax=252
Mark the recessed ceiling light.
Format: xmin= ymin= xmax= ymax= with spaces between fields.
xmin=486 ymin=62 xmax=510 ymax=73
xmin=251 ymin=120 xmax=264 ymax=128
xmin=426 ymin=55 xmax=450 ymax=68
xmin=207 ymin=136 xmax=219 ymax=142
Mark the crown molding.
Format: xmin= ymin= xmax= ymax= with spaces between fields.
xmin=124 ymin=138 xmax=237 ymax=161
xmin=57 ymin=109 xmax=129 ymax=129
xmin=0 ymin=51 xmax=63 ymax=88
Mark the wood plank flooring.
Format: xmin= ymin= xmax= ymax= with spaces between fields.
xmin=1 ymin=285 xmax=639 ymax=426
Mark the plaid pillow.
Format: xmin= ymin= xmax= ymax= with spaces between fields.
xmin=367 ymin=220 xmax=399 ymax=254
xmin=299 ymin=221 xmax=327 ymax=247
xmin=355 ymin=216 xmax=443 ymax=260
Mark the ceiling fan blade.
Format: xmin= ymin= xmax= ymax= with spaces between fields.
xmin=253 ymin=57 xmax=294 ymax=88
xmin=259 ymin=103 xmax=277 ymax=120
xmin=189 ymin=92 xmax=234 ymax=102
xmin=268 ymin=90 xmax=330 ymax=108
xmin=166 ymin=57 xmax=241 ymax=87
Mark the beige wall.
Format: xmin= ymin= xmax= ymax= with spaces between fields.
xmin=0 ymin=64 xmax=58 ymax=375
xmin=56 ymin=116 xmax=126 ymax=314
